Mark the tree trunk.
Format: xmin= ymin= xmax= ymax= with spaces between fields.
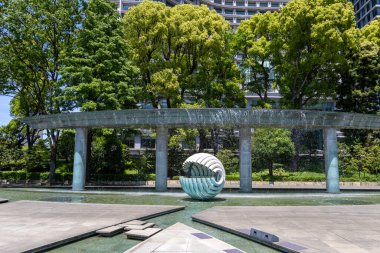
xmin=48 ymin=129 xmax=60 ymax=184
xmin=49 ymin=146 xmax=57 ymax=184
xmin=269 ymin=162 xmax=274 ymax=177
xmin=198 ymin=128 xmax=206 ymax=152
xmin=211 ymin=128 xmax=220 ymax=155
xmin=290 ymin=128 xmax=301 ymax=171
xmin=86 ymin=130 xmax=93 ymax=183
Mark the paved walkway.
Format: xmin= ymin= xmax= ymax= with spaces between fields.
xmin=125 ymin=222 xmax=245 ymax=253
xmin=192 ymin=205 xmax=380 ymax=253
xmin=0 ymin=200 xmax=184 ymax=253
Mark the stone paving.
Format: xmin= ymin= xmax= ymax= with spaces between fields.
xmin=192 ymin=205 xmax=380 ymax=253
xmin=124 ymin=222 xmax=245 ymax=253
xmin=0 ymin=200 xmax=184 ymax=253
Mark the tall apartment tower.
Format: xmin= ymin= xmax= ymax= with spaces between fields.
xmin=111 ymin=0 xmax=289 ymax=28
xmin=351 ymin=0 xmax=380 ymax=28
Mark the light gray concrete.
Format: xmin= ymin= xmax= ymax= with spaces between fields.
xmin=21 ymin=109 xmax=380 ymax=130
xmin=155 ymin=126 xmax=168 ymax=192
xmin=239 ymin=127 xmax=252 ymax=193
xmin=324 ymin=128 xmax=340 ymax=193
xmin=72 ymin=128 xmax=88 ymax=191
xmin=124 ymin=223 xmax=155 ymax=231
xmin=126 ymin=227 xmax=163 ymax=240
xmin=124 ymin=222 xmax=246 ymax=253
xmin=0 ymin=200 xmax=184 ymax=253
xmin=192 ymin=205 xmax=380 ymax=253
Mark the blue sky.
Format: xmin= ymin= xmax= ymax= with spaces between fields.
xmin=0 ymin=95 xmax=12 ymax=126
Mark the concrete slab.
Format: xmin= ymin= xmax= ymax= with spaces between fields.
xmin=124 ymin=222 xmax=155 ymax=231
xmin=126 ymin=227 xmax=163 ymax=240
xmin=192 ymin=205 xmax=380 ymax=253
xmin=96 ymin=225 xmax=125 ymax=237
xmin=0 ymin=200 xmax=184 ymax=253
xmin=0 ymin=198 xmax=8 ymax=203
xmin=124 ymin=222 xmax=246 ymax=253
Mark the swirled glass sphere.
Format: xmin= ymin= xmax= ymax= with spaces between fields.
xmin=179 ymin=153 xmax=225 ymax=200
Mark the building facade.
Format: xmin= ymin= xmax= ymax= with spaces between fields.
xmin=111 ymin=0 xmax=289 ymax=28
xmin=352 ymin=0 xmax=380 ymax=28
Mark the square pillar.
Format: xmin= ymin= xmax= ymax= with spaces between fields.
xmin=324 ymin=128 xmax=340 ymax=193
xmin=239 ymin=127 xmax=252 ymax=193
xmin=72 ymin=128 xmax=88 ymax=191
xmin=155 ymin=126 xmax=168 ymax=192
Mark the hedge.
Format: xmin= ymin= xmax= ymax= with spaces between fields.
xmin=0 ymin=171 xmax=155 ymax=182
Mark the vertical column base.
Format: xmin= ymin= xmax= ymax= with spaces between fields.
xmin=324 ymin=128 xmax=340 ymax=193
xmin=72 ymin=128 xmax=88 ymax=191
xmin=155 ymin=126 xmax=168 ymax=192
xmin=239 ymin=127 xmax=252 ymax=193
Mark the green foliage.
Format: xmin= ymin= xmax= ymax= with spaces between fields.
xmin=272 ymin=0 xmax=356 ymax=109
xmin=167 ymin=128 xmax=197 ymax=177
xmin=57 ymin=130 xmax=75 ymax=163
xmin=62 ymin=0 xmax=139 ymax=111
xmin=339 ymin=139 xmax=380 ymax=178
xmin=0 ymin=121 xmax=49 ymax=172
xmin=337 ymin=19 xmax=380 ymax=116
xmin=235 ymin=12 xmax=277 ymax=105
xmin=216 ymin=149 xmax=239 ymax=174
xmin=0 ymin=0 xmax=85 ymax=182
xmin=252 ymin=128 xmax=295 ymax=176
xmin=91 ymin=129 xmax=124 ymax=174
xmin=123 ymin=1 xmax=244 ymax=108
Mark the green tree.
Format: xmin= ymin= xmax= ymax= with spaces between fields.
xmin=252 ymin=128 xmax=295 ymax=177
xmin=123 ymin=1 xmax=243 ymax=109
xmin=0 ymin=0 xmax=84 ymax=183
xmin=216 ymin=149 xmax=239 ymax=174
xmin=62 ymin=0 xmax=138 ymax=111
xmin=235 ymin=12 xmax=278 ymax=107
xmin=336 ymin=20 xmax=379 ymax=145
xmin=122 ymin=1 xmax=169 ymax=108
xmin=62 ymin=0 xmax=139 ymax=181
xmin=272 ymin=0 xmax=356 ymax=109
xmin=337 ymin=23 xmax=380 ymax=115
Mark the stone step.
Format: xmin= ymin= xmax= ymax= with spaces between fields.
xmin=0 ymin=199 xmax=9 ymax=204
xmin=125 ymin=227 xmax=162 ymax=240
xmin=120 ymin=220 xmax=147 ymax=226
xmin=124 ymin=222 xmax=155 ymax=231
xmin=96 ymin=225 xmax=124 ymax=237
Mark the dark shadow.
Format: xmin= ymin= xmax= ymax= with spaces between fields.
xmin=181 ymin=197 xmax=226 ymax=203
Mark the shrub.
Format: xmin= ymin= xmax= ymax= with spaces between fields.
xmin=252 ymin=128 xmax=295 ymax=177
xmin=217 ymin=149 xmax=239 ymax=174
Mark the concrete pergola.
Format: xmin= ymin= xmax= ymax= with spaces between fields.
xmin=22 ymin=109 xmax=380 ymax=193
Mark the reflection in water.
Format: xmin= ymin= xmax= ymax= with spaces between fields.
xmin=40 ymin=196 xmax=86 ymax=203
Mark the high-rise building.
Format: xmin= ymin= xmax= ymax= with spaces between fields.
xmin=351 ymin=0 xmax=380 ymax=28
xmin=111 ymin=0 xmax=289 ymax=28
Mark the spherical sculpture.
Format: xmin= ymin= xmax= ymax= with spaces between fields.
xmin=180 ymin=153 xmax=225 ymax=200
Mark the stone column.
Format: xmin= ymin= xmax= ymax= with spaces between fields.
xmin=239 ymin=127 xmax=252 ymax=193
xmin=324 ymin=128 xmax=340 ymax=193
xmin=134 ymin=135 xmax=141 ymax=149
xmin=155 ymin=126 xmax=168 ymax=192
xmin=72 ymin=128 xmax=88 ymax=191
